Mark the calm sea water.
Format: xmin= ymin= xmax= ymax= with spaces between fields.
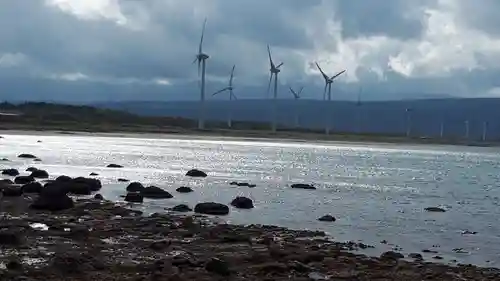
xmin=1 ymin=132 xmax=500 ymax=267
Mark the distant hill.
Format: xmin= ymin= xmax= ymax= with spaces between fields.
xmin=93 ymin=98 xmax=500 ymax=141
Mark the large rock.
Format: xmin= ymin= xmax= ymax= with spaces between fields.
xmin=72 ymin=177 xmax=102 ymax=192
xmin=318 ymin=215 xmax=336 ymax=222
xmin=171 ymin=204 xmax=192 ymax=212
xmin=2 ymin=186 xmax=23 ymax=197
xmin=106 ymin=164 xmax=123 ymax=168
xmin=142 ymin=186 xmax=173 ymax=199
xmin=14 ymin=176 xmax=35 ymax=185
xmin=176 ymin=186 xmax=193 ymax=193
xmin=22 ymin=182 xmax=43 ymax=193
xmin=30 ymin=193 xmax=74 ymax=211
xmin=30 ymin=169 xmax=49 ymax=179
xmin=125 ymin=192 xmax=143 ymax=203
xmin=18 ymin=153 xmax=37 ymax=159
xmin=26 ymin=167 xmax=38 ymax=172
xmin=230 ymin=197 xmax=254 ymax=209
xmin=0 ymin=179 xmax=14 ymax=185
xmin=55 ymin=175 xmax=72 ymax=182
xmin=194 ymin=202 xmax=229 ymax=215
xmin=186 ymin=169 xmax=207 ymax=177
xmin=291 ymin=183 xmax=316 ymax=190
xmin=126 ymin=182 xmax=144 ymax=192
xmin=425 ymin=207 xmax=446 ymax=212
xmin=2 ymin=168 xmax=19 ymax=176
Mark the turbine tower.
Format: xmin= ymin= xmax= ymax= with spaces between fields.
xmin=315 ymin=62 xmax=346 ymax=134
xmin=193 ymin=18 xmax=209 ymax=130
xmin=212 ymin=65 xmax=237 ymax=128
xmin=267 ymin=45 xmax=283 ymax=133
xmin=289 ymin=86 xmax=304 ymax=128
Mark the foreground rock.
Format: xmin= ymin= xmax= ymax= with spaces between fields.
xmin=126 ymin=182 xmax=144 ymax=192
xmin=30 ymin=188 xmax=74 ymax=211
xmin=22 ymin=182 xmax=43 ymax=193
xmin=171 ymin=204 xmax=192 ymax=212
xmin=186 ymin=169 xmax=207 ymax=177
xmin=195 ymin=202 xmax=230 ymax=215
xmin=230 ymin=196 xmax=254 ymax=209
xmin=14 ymin=176 xmax=35 ymax=185
xmin=2 ymin=168 xmax=19 ymax=176
xmin=291 ymin=183 xmax=316 ymax=190
xmin=141 ymin=186 xmax=173 ymax=199
xmin=30 ymin=169 xmax=49 ymax=179
xmin=124 ymin=192 xmax=143 ymax=203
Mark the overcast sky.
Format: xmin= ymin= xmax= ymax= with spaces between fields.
xmin=1 ymin=0 xmax=500 ymax=102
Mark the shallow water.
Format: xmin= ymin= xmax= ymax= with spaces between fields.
xmin=1 ymin=133 xmax=500 ymax=267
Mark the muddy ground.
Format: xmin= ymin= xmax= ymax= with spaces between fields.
xmin=0 ymin=195 xmax=499 ymax=281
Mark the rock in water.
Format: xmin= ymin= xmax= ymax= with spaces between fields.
xmin=117 ymin=178 xmax=129 ymax=182
xmin=291 ymin=183 xmax=316 ymax=190
xmin=380 ymin=251 xmax=404 ymax=260
xmin=30 ymin=193 xmax=74 ymax=211
xmin=125 ymin=192 xmax=143 ymax=203
xmin=126 ymin=182 xmax=144 ymax=192
xmin=194 ymin=202 xmax=229 ymax=215
xmin=318 ymin=215 xmax=336 ymax=222
xmin=21 ymin=182 xmax=43 ymax=193
xmin=142 ymin=186 xmax=173 ymax=199
xmin=2 ymin=168 xmax=19 ymax=176
xmin=14 ymin=176 xmax=35 ymax=185
xmin=425 ymin=207 xmax=446 ymax=212
xmin=230 ymin=197 xmax=254 ymax=209
xmin=185 ymin=169 xmax=207 ymax=177
xmin=72 ymin=177 xmax=102 ymax=192
xmin=18 ymin=153 xmax=37 ymax=159
xmin=30 ymin=169 xmax=49 ymax=179
xmin=176 ymin=186 xmax=193 ymax=193
xmin=26 ymin=167 xmax=38 ymax=172
xmin=55 ymin=175 xmax=72 ymax=182
xmin=106 ymin=164 xmax=123 ymax=168
xmin=171 ymin=204 xmax=192 ymax=212
xmin=94 ymin=194 xmax=104 ymax=200
xmin=89 ymin=172 xmax=99 ymax=176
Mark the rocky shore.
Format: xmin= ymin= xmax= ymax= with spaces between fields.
xmin=0 ymin=184 xmax=499 ymax=280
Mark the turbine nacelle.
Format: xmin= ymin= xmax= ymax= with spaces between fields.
xmin=197 ymin=53 xmax=209 ymax=60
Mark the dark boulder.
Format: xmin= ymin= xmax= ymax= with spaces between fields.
xmin=186 ymin=169 xmax=207 ymax=177
xmin=380 ymin=251 xmax=404 ymax=260
xmin=34 ymin=158 xmax=42 ymax=162
xmin=318 ymin=215 xmax=336 ymax=222
xmin=118 ymin=178 xmax=129 ymax=182
xmin=22 ymin=182 xmax=43 ymax=193
xmin=248 ymin=184 xmax=256 ymax=188
xmin=291 ymin=183 xmax=316 ymax=190
xmin=89 ymin=172 xmax=99 ymax=176
xmin=0 ymin=179 xmax=14 ymax=185
xmin=125 ymin=192 xmax=143 ymax=203
xmin=14 ymin=176 xmax=34 ymax=185
xmin=126 ymin=182 xmax=144 ymax=192
xmin=176 ymin=186 xmax=193 ymax=193
xmin=65 ymin=182 xmax=92 ymax=195
xmin=94 ymin=194 xmax=104 ymax=200
xmin=30 ymin=169 xmax=49 ymax=179
xmin=2 ymin=186 xmax=23 ymax=197
xmin=18 ymin=153 xmax=37 ymax=159
xmin=0 ymin=229 xmax=24 ymax=245
xmin=171 ymin=204 xmax=192 ymax=212
xmin=142 ymin=186 xmax=173 ymax=199
xmin=194 ymin=202 xmax=229 ymax=215
xmin=26 ymin=167 xmax=38 ymax=172
xmin=229 ymin=181 xmax=238 ymax=186
xmin=72 ymin=177 xmax=102 ymax=192
xmin=30 ymin=193 xmax=74 ymax=211
xmin=106 ymin=164 xmax=123 ymax=168
xmin=42 ymin=182 xmax=69 ymax=196
xmin=0 ymin=158 xmax=8 ymax=161
xmin=55 ymin=175 xmax=72 ymax=182
xmin=230 ymin=197 xmax=254 ymax=209
xmin=205 ymin=258 xmax=230 ymax=276
xmin=2 ymin=168 xmax=19 ymax=176
xmin=425 ymin=207 xmax=446 ymax=212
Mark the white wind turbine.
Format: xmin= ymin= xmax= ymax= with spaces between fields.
xmin=289 ymin=86 xmax=304 ymax=128
xmin=193 ymin=18 xmax=209 ymax=130
xmin=212 ymin=65 xmax=237 ymax=128
xmin=267 ymin=45 xmax=283 ymax=133
xmin=315 ymin=62 xmax=346 ymax=134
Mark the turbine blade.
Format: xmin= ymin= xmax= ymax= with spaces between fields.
xmin=298 ymin=86 xmax=304 ymax=95
xmin=331 ymin=70 xmax=346 ymax=80
xmin=323 ymin=83 xmax=327 ymax=100
xmin=212 ymin=88 xmax=229 ymax=96
xmin=267 ymin=45 xmax=275 ymax=69
xmin=230 ymin=90 xmax=237 ymax=100
xmin=267 ymin=73 xmax=273 ymax=97
xmin=198 ymin=59 xmax=201 ymax=77
xmin=192 ymin=57 xmax=198 ymax=64
xmin=315 ymin=62 xmax=329 ymax=81
xmin=289 ymin=87 xmax=298 ymax=99
xmin=199 ymin=18 xmax=207 ymax=54
xmin=229 ymin=65 xmax=235 ymax=86
xmin=276 ymin=62 xmax=283 ymax=68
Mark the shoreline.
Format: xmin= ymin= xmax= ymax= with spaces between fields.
xmin=1 ymin=191 xmax=500 ymax=280
xmin=0 ymin=125 xmax=495 ymax=149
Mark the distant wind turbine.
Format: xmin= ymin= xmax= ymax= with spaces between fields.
xmin=315 ymin=62 xmax=346 ymax=134
xmin=267 ymin=45 xmax=283 ymax=133
xmin=212 ymin=65 xmax=237 ymax=128
xmin=405 ymin=107 xmax=412 ymax=137
xmin=193 ymin=18 xmax=209 ymax=130
xmin=482 ymin=121 xmax=488 ymax=141
xmin=464 ymin=120 xmax=470 ymax=140
xmin=356 ymin=86 xmax=362 ymax=133
xmin=289 ymin=86 xmax=304 ymax=128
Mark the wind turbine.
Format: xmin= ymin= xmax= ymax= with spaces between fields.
xmin=193 ymin=18 xmax=209 ymax=130
xmin=315 ymin=62 xmax=346 ymax=134
xmin=212 ymin=65 xmax=237 ymax=128
xmin=289 ymin=86 xmax=303 ymax=128
xmin=267 ymin=45 xmax=283 ymax=133
xmin=405 ymin=107 xmax=413 ymax=137
xmin=356 ymin=86 xmax=362 ymax=134
xmin=482 ymin=121 xmax=488 ymax=142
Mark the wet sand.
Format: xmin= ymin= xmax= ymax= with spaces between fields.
xmin=1 ymin=188 xmax=500 ymax=280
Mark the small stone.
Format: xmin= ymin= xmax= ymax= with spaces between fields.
xmin=171 ymin=204 xmax=192 ymax=212
xmin=230 ymin=196 xmax=254 ymax=209
xmin=2 ymin=168 xmax=19 ymax=176
xmin=26 ymin=167 xmax=38 ymax=172
xmin=118 ymin=178 xmax=129 ymax=182
xmin=150 ymin=240 xmax=171 ymax=251
xmin=380 ymin=251 xmax=404 ymax=260
xmin=291 ymin=183 xmax=316 ymax=190
xmin=425 ymin=207 xmax=446 ymax=212
xmin=90 ymin=172 xmax=99 ymax=176
xmin=106 ymin=164 xmax=123 ymax=168
xmin=94 ymin=194 xmax=104 ymax=200
xmin=18 ymin=153 xmax=37 ymax=159
xmin=205 ymin=258 xmax=230 ymax=276
xmin=409 ymin=253 xmax=423 ymax=260
xmin=186 ymin=169 xmax=207 ymax=177
xmin=318 ymin=215 xmax=336 ymax=222
xmin=14 ymin=176 xmax=35 ymax=185
xmin=142 ymin=186 xmax=173 ymax=199
xmin=176 ymin=186 xmax=193 ymax=193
